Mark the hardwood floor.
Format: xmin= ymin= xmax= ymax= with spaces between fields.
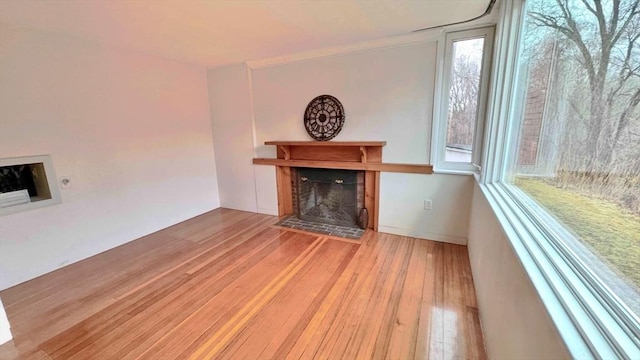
xmin=0 ymin=208 xmax=486 ymax=359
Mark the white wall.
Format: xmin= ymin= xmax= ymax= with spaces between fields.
xmin=250 ymin=43 xmax=435 ymax=163
xmin=378 ymin=173 xmax=472 ymax=243
xmin=207 ymin=64 xmax=258 ymax=213
xmin=0 ymin=25 xmax=220 ymax=290
xmin=209 ymin=41 xmax=474 ymax=243
xmin=467 ymin=181 xmax=570 ymax=359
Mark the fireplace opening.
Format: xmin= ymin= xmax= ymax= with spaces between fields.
xmin=294 ymin=168 xmax=363 ymax=228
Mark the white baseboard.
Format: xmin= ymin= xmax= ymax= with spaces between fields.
xmin=257 ymin=207 xmax=278 ymax=216
xmin=377 ymin=225 xmax=467 ymax=245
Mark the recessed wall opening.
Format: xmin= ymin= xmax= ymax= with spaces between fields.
xmin=0 ymin=155 xmax=62 ymax=215
xmin=1 ymin=163 xmax=52 ymax=205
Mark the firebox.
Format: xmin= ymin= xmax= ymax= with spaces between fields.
xmin=295 ymin=168 xmax=362 ymax=227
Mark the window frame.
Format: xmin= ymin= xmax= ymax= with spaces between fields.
xmin=431 ymin=26 xmax=495 ymax=174
xmin=480 ymin=0 xmax=640 ymax=358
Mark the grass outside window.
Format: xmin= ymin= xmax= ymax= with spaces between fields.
xmin=515 ymin=177 xmax=640 ymax=289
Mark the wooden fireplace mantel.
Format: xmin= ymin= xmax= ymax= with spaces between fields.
xmin=252 ymin=141 xmax=433 ymax=231
xmin=264 ymin=141 xmax=388 ymax=146
xmin=253 ymin=141 xmax=433 ymax=174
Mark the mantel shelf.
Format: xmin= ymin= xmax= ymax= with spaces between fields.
xmin=264 ymin=141 xmax=387 ymax=147
xmin=252 ymin=158 xmax=433 ymax=174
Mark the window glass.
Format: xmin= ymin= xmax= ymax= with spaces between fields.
xmin=509 ymin=0 xmax=640 ymax=316
xmin=445 ymin=38 xmax=485 ymax=163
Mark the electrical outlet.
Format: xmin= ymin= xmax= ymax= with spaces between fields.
xmin=424 ymin=199 xmax=432 ymax=210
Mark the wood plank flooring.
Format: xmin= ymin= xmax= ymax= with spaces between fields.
xmin=0 ymin=208 xmax=486 ymax=359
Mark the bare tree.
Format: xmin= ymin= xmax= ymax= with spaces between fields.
xmin=529 ymin=0 xmax=640 ymax=174
xmin=447 ymin=52 xmax=481 ymax=146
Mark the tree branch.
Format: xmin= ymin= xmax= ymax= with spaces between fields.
xmin=610 ymin=0 xmax=620 ymax=41
xmin=612 ymin=87 xmax=640 ymax=147
xmin=579 ymin=0 xmax=597 ymax=17
xmin=611 ymin=1 xmax=640 ymax=47
xmin=609 ymin=31 xmax=640 ymax=100
xmin=529 ymin=10 xmax=597 ymax=87
xmin=593 ymin=0 xmax=610 ymax=48
xmin=568 ymin=99 xmax=587 ymax=123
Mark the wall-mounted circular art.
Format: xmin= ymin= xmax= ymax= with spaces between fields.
xmin=303 ymin=95 xmax=345 ymax=141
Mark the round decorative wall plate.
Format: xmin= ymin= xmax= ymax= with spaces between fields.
xmin=303 ymin=95 xmax=345 ymax=141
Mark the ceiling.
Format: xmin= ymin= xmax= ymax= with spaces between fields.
xmin=0 ymin=0 xmax=492 ymax=68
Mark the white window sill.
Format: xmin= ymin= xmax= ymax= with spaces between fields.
xmin=432 ymin=168 xmax=477 ymax=176
xmin=477 ymin=180 xmax=640 ymax=359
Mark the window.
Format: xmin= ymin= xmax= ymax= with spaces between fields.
xmin=481 ymin=0 xmax=640 ymax=357
xmin=432 ymin=27 xmax=494 ymax=173
xmin=0 ymin=155 xmax=62 ymax=215
xmin=510 ymin=0 xmax=640 ymax=318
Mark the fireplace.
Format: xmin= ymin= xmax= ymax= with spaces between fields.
xmin=292 ymin=168 xmax=364 ymax=228
xmin=253 ymin=141 xmax=432 ymax=232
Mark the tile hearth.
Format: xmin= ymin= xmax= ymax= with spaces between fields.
xmin=275 ymin=216 xmax=365 ymax=240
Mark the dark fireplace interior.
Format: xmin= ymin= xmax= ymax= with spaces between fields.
xmin=0 ymin=164 xmax=39 ymax=196
xmin=292 ymin=168 xmax=364 ymax=228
